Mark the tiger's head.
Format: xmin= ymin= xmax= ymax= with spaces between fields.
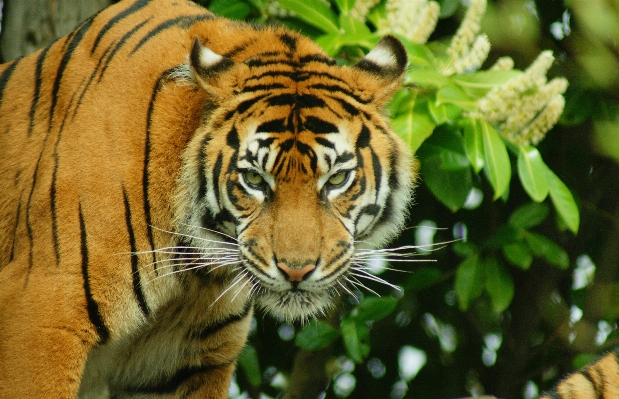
xmin=176 ymin=32 xmax=415 ymax=321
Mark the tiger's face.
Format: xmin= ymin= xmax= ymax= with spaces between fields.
xmin=177 ymin=34 xmax=414 ymax=321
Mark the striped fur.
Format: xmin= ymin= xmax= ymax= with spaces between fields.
xmin=541 ymin=349 xmax=619 ymax=399
xmin=0 ymin=0 xmax=414 ymax=398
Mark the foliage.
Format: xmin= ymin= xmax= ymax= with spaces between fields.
xmin=192 ymin=1 xmax=617 ymax=399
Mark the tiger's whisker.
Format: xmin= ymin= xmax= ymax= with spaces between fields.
xmin=177 ymin=223 xmax=239 ymax=243
xmin=349 ymin=270 xmax=401 ymax=291
xmin=149 ymin=225 xmax=239 ymax=247
xmin=210 ymin=272 xmax=248 ymax=308
xmin=346 ymin=276 xmax=382 ymax=297
xmin=337 ymin=280 xmax=356 ymax=298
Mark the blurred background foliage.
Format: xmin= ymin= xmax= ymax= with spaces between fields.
xmin=2 ymin=0 xmax=619 ymax=398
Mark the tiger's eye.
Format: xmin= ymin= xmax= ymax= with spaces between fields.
xmin=328 ymin=171 xmax=348 ymax=187
xmin=244 ymin=171 xmax=264 ymax=186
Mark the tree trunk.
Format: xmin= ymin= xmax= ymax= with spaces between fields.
xmin=0 ymin=0 xmax=111 ymax=62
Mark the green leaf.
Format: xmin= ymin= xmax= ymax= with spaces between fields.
xmin=392 ymin=95 xmax=436 ymax=154
xmin=545 ymin=168 xmax=580 ymax=234
xmin=397 ymin=39 xmax=436 ymax=68
xmin=509 ymin=202 xmax=550 ymax=229
xmin=481 ymin=121 xmax=511 ymax=200
xmin=502 ymin=242 xmax=533 ymax=270
xmin=524 ymin=232 xmax=570 ymax=269
xmin=455 ymin=254 xmax=484 ymax=311
xmin=339 ymin=14 xmax=370 ymax=36
xmin=436 ymin=85 xmax=478 ymax=112
xmin=405 ymin=267 xmax=443 ymax=291
xmin=485 ymin=257 xmax=515 ymax=312
xmin=462 ymin=118 xmax=485 ymax=173
xmin=421 ymin=156 xmax=472 ymax=212
xmin=418 ymin=127 xmax=470 ymax=170
xmin=277 ymin=0 xmax=340 ymax=34
xmin=407 ymin=68 xmax=450 ymax=88
xmin=334 ymin=0 xmax=356 ymax=13
xmin=295 ymin=320 xmax=340 ymax=351
xmin=237 ymin=345 xmax=262 ymax=387
xmin=517 ymin=146 xmax=549 ymax=202
xmin=208 ymin=0 xmax=252 ymax=19
xmin=428 ymin=100 xmax=461 ymax=125
xmin=353 ymin=297 xmax=398 ymax=322
xmin=452 ymin=70 xmax=522 ymax=98
xmin=341 ymin=318 xmax=371 ymax=363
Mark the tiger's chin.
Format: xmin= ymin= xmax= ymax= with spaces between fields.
xmin=255 ymin=288 xmax=337 ymax=322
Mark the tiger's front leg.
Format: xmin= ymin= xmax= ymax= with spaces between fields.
xmin=0 ymin=260 xmax=101 ymax=399
xmin=77 ymin=276 xmax=253 ymax=399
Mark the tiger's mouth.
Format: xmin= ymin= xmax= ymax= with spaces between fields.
xmin=253 ymin=284 xmax=339 ymax=322
xmin=239 ymin=254 xmax=349 ymax=321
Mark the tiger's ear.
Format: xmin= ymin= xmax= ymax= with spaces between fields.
xmin=190 ymin=37 xmax=247 ymax=98
xmin=352 ymin=35 xmax=407 ymax=105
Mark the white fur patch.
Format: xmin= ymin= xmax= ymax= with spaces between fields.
xmin=364 ymin=45 xmax=396 ymax=67
xmin=198 ymin=46 xmax=224 ymax=68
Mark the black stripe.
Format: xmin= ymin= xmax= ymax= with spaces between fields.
xmin=98 ymin=18 xmax=151 ymax=82
xmin=267 ymin=94 xmax=325 ymax=108
xmin=0 ymin=58 xmax=20 ymax=108
xmin=28 ymin=47 xmax=50 ymax=135
xmin=356 ymin=125 xmax=371 ymax=148
xmin=49 ymin=15 xmax=95 ymax=129
xmin=279 ymin=33 xmax=298 ymax=51
xmin=315 ymin=137 xmax=335 ymax=150
xmin=320 ymin=243 xmax=351 ymax=273
xmin=223 ymin=41 xmax=251 ymax=58
xmin=211 ymin=152 xmax=224 ymax=211
xmin=69 ymin=15 xmax=151 ymax=120
xmin=302 ymin=116 xmax=337 ymax=134
xmin=256 ymin=118 xmax=287 ymax=133
xmin=91 ymin=0 xmax=150 ymax=54
xmin=370 ymin=145 xmax=382 ymax=201
xmin=241 ymin=83 xmax=287 ymax=93
xmin=25 ymin=137 xmax=51 ymax=276
xmin=295 ymin=141 xmax=318 ymax=174
xmin=226 ymin=127 xmax=240 ymax=149
xmin=369 ymin=195 xmax=393 ymax=236
xmin=232 ymin=94 xmax=269 ymax=117
xmin=123 ymin=188 xmax=150 ymax=317
xmin=226 ymin=180 xmax=246 ymax=212
xmin=191 ymin=299 xmax=252 ymax=340
xmin=299 ymin=54 xmax=336 ymax=66
xmin=126 ymin=362 xmax=230 ymax=394
xmin=387 ymin=139 xmax=400 ymax=191
xmin=331 ymin=96 xmax=360 ymax=116
xmin=79 ymin=205 xmax=110 ymax=344
xmin=246 ymin=58 xmax=298 ymax=68
xmin=197 ymin=135 xmax=212 ymax=200
xmin=143 ymin=70 xmax=175 ymax=271
xmin=309 ymin=83 xmax=371 ymax=105
xmin=8 ymin=197 xmax=22 ymax=263
xmin=52 ymin=81 xmax=85 ymax=267
xmin=130 ymin=14 xmax=214 ymax=56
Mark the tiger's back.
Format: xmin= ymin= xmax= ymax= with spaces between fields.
xmin=0 ymin=0 xmax=414 ymax=397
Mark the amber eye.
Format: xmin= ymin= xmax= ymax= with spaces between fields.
xmin=327 ymin=171 xmax=349 ymax=187
xmin=243 ymin=171 xmax=265 ymax=187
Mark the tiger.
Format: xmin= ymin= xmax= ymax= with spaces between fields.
xmin=0 ymin=0 xmax=416 ymax=397
xmin=539 ymin=349 xmax=619 ymax=399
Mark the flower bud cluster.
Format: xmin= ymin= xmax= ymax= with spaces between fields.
xmin=476 ymin=51 xmax=568 ymax=146
xmin=441 ymin=0 xmax=490 ymax=75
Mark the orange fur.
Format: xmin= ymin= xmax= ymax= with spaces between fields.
xmin=0 ymin=0 xmax=414 ymax=397
xmin=541 ymin=350 xmax=619 ymax=399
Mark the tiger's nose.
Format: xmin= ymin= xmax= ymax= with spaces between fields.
xmin=277 ymin=262 xmax=316 ymax=282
